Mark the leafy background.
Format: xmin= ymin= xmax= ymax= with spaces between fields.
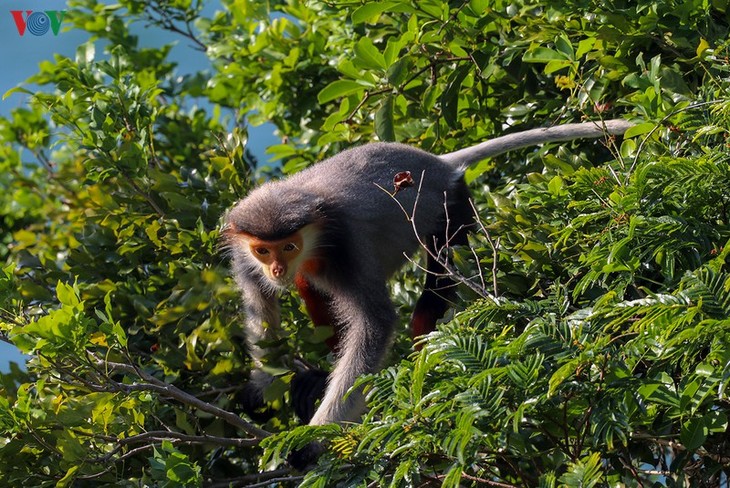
xmin=1 ymin=0 xmax=729 ymax=486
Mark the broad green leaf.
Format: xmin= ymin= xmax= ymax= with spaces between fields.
xmin=375 ymin=95 xmax=396 ymax=141
xmin=352 ymin=1 xmax=396 ymax=24
xmin=523 ymin=47 xmax=570 ymax=63
xmin=704 ymin=411 xmax=728 ymax=433
xmin=2 ymin=85 xmax=33 ymax=100
xmin=387 ymin=57 xmax=411 ymax=86
xmin=56 ymin=281 xmax=80 ymax=308
xmin=354 ymin=38 xmax=387 ymax=70
xmin=56 ymin=465 xmax=79 ymax=487
xmin=318 ymin=80 xmax=366 ymax=103
xmin=384 ymin=37 xmax=407 ymax=68
xmin=681 ymin=417 xmax=708 ymax=450
xmin=623 ymin=122 xmax=655 ymax=138
xmin=543 ymin=155 xmax=576 ymax=175
xmin=547 ymin=175 xmax=566 ymax=196
xmin=696 ymin=38 xmax=710 ymax=57
xmin=441 ymin=65 xmax=469 ymax=128
xmin=555 ymin=35 xmax=575 ymax=60
xmin=469 ymin=0 xmax=489 ymax=12
xmin=576 ymin=37 xmax=596 ymax=59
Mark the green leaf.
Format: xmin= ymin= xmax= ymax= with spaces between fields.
xmin=375 ymin=95 xmax=396 ymax=141
xmin=696 ymin=38 xmax=710 ymax=57
xmin=3 ymin=85 xmax=33 ymax=100
xmin=441 ymin=463 xmax=464 ymax=488
xmin=56 ymin=465 xmax=79 ymax=487
xmin=548 ymin=358 xmax=579 ymax=396
xmin=704 ymin=410 xmax=728 ymax=433
xmin=469 ymin=0 xmax=489 ymax=12
xmin=680 ymin=417 xmax=708 ymax=450
xmin=576 ymin=37 xmax=596 ymax=59
xmin=441 ymin=65 xmax=470 ymax=128
xmin=554 ymin=35 xmax=575 ymax=60
xmin=523 ymin=47 xmax=570 ymax=63
xmin=318 ymin=80 xmax=366 ymax=103
xmin=558 ymin=452 xmax=603 ymax=488
xmin=623 ymin=122 xmax=655 ymax=138
xmin=543 ymin=155 xmax=576 ymax=175
xmin=383 ymin=37 xmax=407 ymax=67
xmin=352 ymin=1 xmax=395 ymax=24
xmin=56 ymin=281 xmax=80 ymax=308
xmin=387 ymin=57 xmax=411 ymax=86
xmin=547 ymin=175 xmax=566 ymax=196
xmin=354 ymin=38 xmax=387 ymax=70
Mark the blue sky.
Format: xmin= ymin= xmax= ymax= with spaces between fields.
xmin=1 ymin=1 xmax=278 ymax=372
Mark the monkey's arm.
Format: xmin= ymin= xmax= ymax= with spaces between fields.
xmin=238 ymin=274 xmax=282 ymax=366
xmin=308 ymin=284 xmax=397 ymax=425
xmin=438 ymin=119 xmax=633 ymax=166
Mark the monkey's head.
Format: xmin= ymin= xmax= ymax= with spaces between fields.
xmin=224 ymin=186 xmax=325 ymax=286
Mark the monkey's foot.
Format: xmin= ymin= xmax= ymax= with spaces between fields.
xmin=288 ymin=441 xmax=325 ymax=471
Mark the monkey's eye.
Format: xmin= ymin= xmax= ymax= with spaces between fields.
xmin=283 ymin=243 xmax=298 ymax=252
xmin=254 ymin=247 xmax=270 ymax=256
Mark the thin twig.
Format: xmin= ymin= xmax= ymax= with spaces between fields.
xmin=101 ymin=430 xmax=257 ymax=448
xmin=76 ymin=444 xmax=155 ymax=480
xmin=145 ymin=3 xmax=208 ymax=52
xmin=204 ymin=469 xmax=299 ymax=488
xmin=459 ymin=472 xmax=518 ymax=488
xmin=469 ymin=199 xmax=499 ymax=297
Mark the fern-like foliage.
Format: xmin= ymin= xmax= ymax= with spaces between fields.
xmin=285 ymin=109 xmax=730 ymax=486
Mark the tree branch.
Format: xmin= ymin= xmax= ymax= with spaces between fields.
xmin=93 ymin=357 xmax=270 ymax=439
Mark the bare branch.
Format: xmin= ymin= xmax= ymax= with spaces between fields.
xmin=90 ymin=357 xmax=270 ymax=439
xmin=117 ymin=430 xmax=257 ymax=448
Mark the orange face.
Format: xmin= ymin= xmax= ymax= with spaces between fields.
xmin=246 ymin=232 xmax=305 ymax=283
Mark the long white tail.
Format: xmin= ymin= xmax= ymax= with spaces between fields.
xmin=438 ymin=119 xmax=633 ymax=167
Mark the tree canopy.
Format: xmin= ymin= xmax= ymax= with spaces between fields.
xmin=1 ymin=0 xmax=729 ymax=486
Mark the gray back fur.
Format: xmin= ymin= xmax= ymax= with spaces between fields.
xmin=228 ymin=143 xmax=464 ymax=280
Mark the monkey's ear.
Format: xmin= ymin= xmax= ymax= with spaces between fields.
xmin=220 ymin=222 xmax=236 ymax=240
xmin=220 ymin=223 xmax=249 ymax=251
xmin=222 ymin=222 xmax=254 ymax=239
xmin=226 ymin=221 xmax=240 ymax=233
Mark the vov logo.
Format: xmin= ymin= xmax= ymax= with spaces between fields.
xmin=11 ymin=10 xmax=66 ymax=37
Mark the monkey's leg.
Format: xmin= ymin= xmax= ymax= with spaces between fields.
xmin=235 ymin=276 xmax=285 ymax=421
xmin=411 ymin=180 xmax=474 ymax=339
xmin=239 ymin=276 xmax=282 ymax=366
xmin=411 ymin=256 xmax=455 ymax=338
